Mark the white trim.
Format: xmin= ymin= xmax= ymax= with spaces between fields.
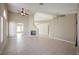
xmin=49 ymin=37 xmax=75 ymax=45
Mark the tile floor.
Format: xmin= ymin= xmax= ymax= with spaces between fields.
xmin=2 ymin=36 xmax=76 ymax=55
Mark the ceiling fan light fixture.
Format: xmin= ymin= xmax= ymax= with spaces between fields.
xmin=18 ymin=8 xmax=29 ymax=16
xmin=20 ymin=12 xmax=25 ymax=16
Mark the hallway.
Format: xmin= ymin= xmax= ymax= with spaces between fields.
xmin=2 ymin=36 xmax=76 ymax=55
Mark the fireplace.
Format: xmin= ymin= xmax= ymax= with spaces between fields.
xmin=30 ymin=30 xmax=36 ymax=36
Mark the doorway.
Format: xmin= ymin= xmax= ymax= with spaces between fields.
xmin=16 ymin=23 xmax=24 ymax=39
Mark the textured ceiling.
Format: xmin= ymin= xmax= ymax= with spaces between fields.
xmin=8 ymin=3 xmax=78 ymax=15
xmin=7 ymin=3 xmax=79 ymax=22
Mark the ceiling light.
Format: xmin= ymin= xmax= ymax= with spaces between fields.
xmin=17 ymin=8 xmax=29 ymax=16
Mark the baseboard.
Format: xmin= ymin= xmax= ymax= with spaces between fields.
xmin=49 ymin=37 xmax=75 ymax=45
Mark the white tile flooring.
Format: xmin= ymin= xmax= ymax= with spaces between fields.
xmin=2 ymin=36 xmax=76 ymax=55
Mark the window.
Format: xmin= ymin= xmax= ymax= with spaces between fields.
xmin=16 ymin=23 xmax=24 ymax=39
xmin=16 ymin=23 xmax=24 ymax=33
xmin=0 ymin=16 xmax=3 ymax=43
xmin=3 ymin=10 xmax=7 ymax=19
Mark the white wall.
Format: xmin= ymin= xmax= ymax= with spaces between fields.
xmin=35 ymin=23 xmax=49 ymax=37
xmin=0 ymin=3 xmax=8 ymax=53
xmin=49 ymin=14 xmax=76 ymax=44
xmin=77 ymin=10 xmax=79 ymax=47
xmin=8 ymin=12 xmax=37 ymax=37
xmin=0 ymin=17 xmax=1 ymax=42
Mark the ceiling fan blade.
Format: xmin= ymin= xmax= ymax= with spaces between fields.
xmin=25 ymin=13 xmax=29 ymax=15
xmin=17 ymin=8 xmax=30 ymax=16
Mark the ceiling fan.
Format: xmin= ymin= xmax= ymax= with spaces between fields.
xmin=17 ymin=8 xmax=29 ymax=16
